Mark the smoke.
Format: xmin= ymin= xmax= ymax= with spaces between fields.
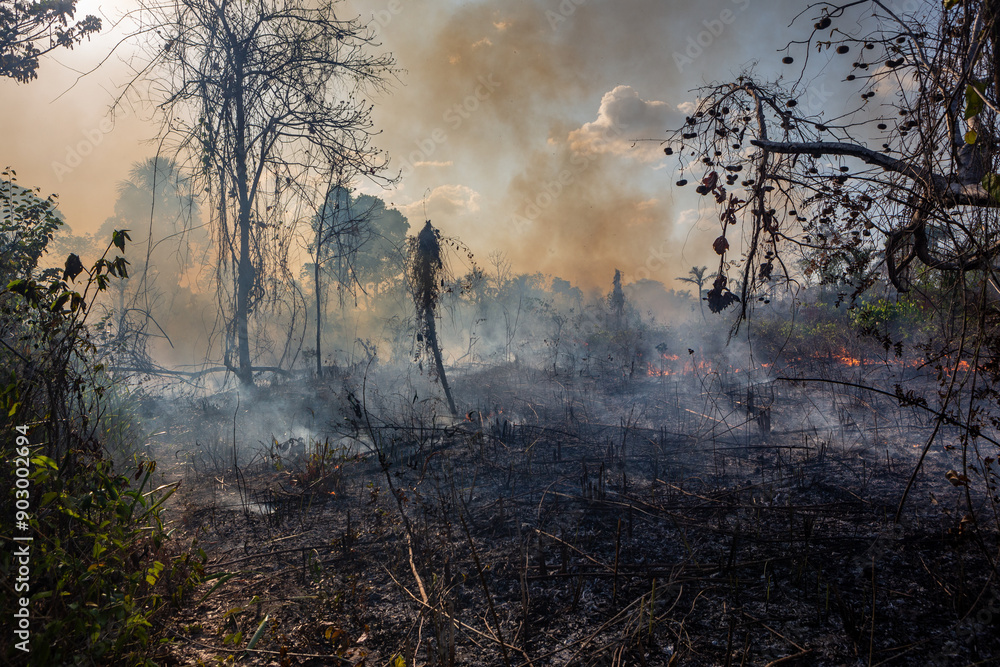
xmin=360 ymin=0 xmax=805 ymax=290
xmin=1 ymin=0 xmax=809 ymax=292
xmin=0 ymin=0 xmax=830 ymax=378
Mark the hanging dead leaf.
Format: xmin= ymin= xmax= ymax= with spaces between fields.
xmin=713 ymin=235 xmax=730 ymax=255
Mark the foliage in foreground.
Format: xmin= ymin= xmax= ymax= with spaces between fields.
xmin=0 ymin=177 xmax=207 ymax=664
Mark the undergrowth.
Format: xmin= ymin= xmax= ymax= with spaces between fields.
xmin=0 ymin=213 xmax=212 ymax=664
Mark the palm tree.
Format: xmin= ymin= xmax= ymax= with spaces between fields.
xmin=677 ymin=266 xmax=709 ymax=322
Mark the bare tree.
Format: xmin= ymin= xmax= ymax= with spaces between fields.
xmin=664 ymin=0 xmax=1000 ymax=518
xmin=141 ymin=0 xmax=396 ymax=385
xmin=666 ymin=1 xmax=1000 ymax=325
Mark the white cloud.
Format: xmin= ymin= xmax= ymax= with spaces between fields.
xmin=399 ymin=184 xmax=482 ymax=221
xmin=567 ymin=85 xmax=673 ymax=162
xmin=676 ymin=100 xmax=698 ymax=115
xmin=414 ymin=160 xmax=454 ymax=168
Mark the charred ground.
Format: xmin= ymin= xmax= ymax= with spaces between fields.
xmin=143 ymin=354 xmax=1000 ymax=667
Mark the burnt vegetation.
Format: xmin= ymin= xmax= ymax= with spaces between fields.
xmin=5 ymin=1 xmax=1000 ymax=666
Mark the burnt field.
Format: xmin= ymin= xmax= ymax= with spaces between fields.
xmin=145 ymin=357 xmax=1000 ymax=667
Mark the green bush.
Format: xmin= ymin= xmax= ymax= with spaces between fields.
xmin=0 ymin=215 xmax=206 ymax=664
xmin=850 ymin=295 xmax=928 ymax=343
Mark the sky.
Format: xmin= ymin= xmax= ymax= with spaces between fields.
xmin=0 ymin=0 xmax=814 ymax=292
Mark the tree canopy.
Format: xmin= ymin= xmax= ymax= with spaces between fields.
xmin=0 ymin=0 xmax=100 ymax=82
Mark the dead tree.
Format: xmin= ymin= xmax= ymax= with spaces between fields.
xmin=140 ymin=0 xmax=396 ymax=385
xmin=410 ymin=220 xmax=458 ymax=418
xmin=664 ymin=0 xmax=1000 ymax=519
xmin=666 ymin=1 xmax=1000 ymax=325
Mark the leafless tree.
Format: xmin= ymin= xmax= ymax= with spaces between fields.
xmin=667 ymin=1 xmax=1000 ymax=323
xmin=140 ymin=0 xmax=396 ymax=385
xmin=665 ymin=0 xmax=1000 ymax=519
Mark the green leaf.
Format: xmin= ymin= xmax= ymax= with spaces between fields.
xmin=966 ymin=130 xmax=978 ymax=144
xmin=965 ymin=82 xmax=988 ymax=119
xmin=944 ymin=0 xmax=960 ymax=8
xmin=111 ymin=256 xmax=130 ymax=279
xmin=32 ymin=455 xmax=58 ymax=469
xmin=51 ymin=292 xmax=72 ymax=312
xmin=983 ymin=173 xmax=1000 ymax=203
xmin=111 ymin=229 xmax=130 ymax=253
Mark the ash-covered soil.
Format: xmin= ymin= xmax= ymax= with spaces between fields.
xmin=142 ymin=362 xmax=1000 ymax=666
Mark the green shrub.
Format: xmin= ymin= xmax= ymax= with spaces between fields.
xmin=0 ymin=224 xmax=207 ymax=664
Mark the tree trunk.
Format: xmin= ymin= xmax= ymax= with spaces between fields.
xmin=315 ymin=257 xmax=323 ymax=378
xmin=425 ymin=310 xmax=457 ymax=417
xmin=234 ymin=66 xmax=254 ymax=386
xmin=236 ymin=204 xmax=253 ymax=386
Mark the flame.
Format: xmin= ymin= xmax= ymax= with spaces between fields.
xmin=644 ymin=349 xmax=976 ymax=378
xmin=645 ymin=356 xmax=717 ymax=377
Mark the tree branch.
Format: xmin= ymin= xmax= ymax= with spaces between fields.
xmin=750 ymin=139 xmax=932 ymax=184
xmin=750 ymin=138 xmax=1000 ymax=207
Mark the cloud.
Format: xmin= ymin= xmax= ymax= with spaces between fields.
xmin=567 ymin=85 xmax=673 ymax=161
xmin=676 ymin=100 xmax=698 ymax=115
xmin=413 ymin=160 xmax=454 ymax=168
xmin=399 ymin=184 xmax=481 ymax=222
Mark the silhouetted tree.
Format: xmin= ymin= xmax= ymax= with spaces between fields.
xmin=142 ymin=0 xmax=396 ymax=385
xmin=676 ymin=266 xmax=709 ymax=321
xmin=310 ymin=180 xmax=370 ymax=376
xmin=89 ymin=157 xmax=201 ymax=371
xmin=608 ymin=268 xmax=626 ymax=329
xmin=410 ymin=220 xmax=457 ymax=417
xmin=0 ymin=0 xmax=100 ymax=82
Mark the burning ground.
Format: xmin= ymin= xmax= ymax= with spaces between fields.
xmin=137 ymin=345 xmax=1000 ymax=666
